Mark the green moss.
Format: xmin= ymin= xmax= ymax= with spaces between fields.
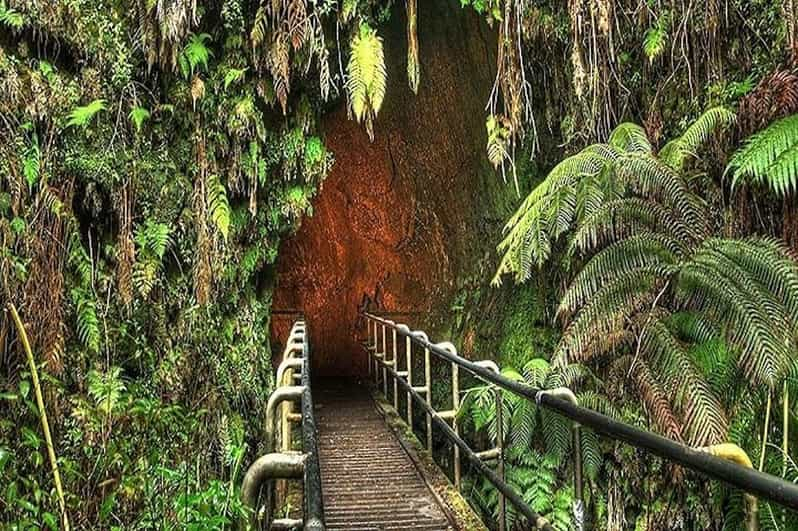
xmin=497 ymin=284 xmax=559 ymax=370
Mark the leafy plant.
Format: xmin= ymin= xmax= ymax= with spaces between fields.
xmin=71 ymin=288 xmax=100 ymax=353
xmin=728 ymin=113 xmax=798 ymax=196
xmin=66 ymin=100 xmax=107 ymax=128
xmin=87 ymin=367 xmax=126 ymax=415
xmin=0 ymin=1 xmax=24 ymax=29
xmin=223 ymin=67 xmax=247 ymax=90
xmin=133 ymin=220 xmax=172 ymax=298
xmin=180 ymin=33 xmax=213 ymax=79
xmin=129 ymin=106 xmax=151 ymax=133
xmin=494 ymin=107 xmax=734 ymax=284
xmin=207 ymin=174 xmax=231 ymax=240
xmin=346 ymin=23 xmax=387 ymax=140
xmin=643 ymin=20 xmax=668 ymax=64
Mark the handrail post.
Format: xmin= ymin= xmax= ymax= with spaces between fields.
xmin=406 ymin=335 xmax=413 ymax=426
xmin=393 ymin=327 xmax=399 ymax=411
xmin=698 ymin=444 xmax=758 ymax=531
xmin=382 ymin=323 xmax=388 ymax=395
xmin=367 ymin=318 xmax=372 ymax=378
xmin=452 ymin=360 xmax=460 ymax=489
xmin=495 ymin=386 xmax=506 ymax=531
xmin=539 ymin=387 xmax=584 ymax=530
xmin=425 ymin=345 xmax=432 ymax=451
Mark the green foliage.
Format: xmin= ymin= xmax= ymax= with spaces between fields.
xmin=133 ymin=220 xmax=171 ymax=298
xmin=72 ymin=288 xmax=101 ymax=353
xmin=66 ymin=99 xmax=107 ymax=128
xmin=223 ymin=67 xmax=247 ymax=90
xmin=346 ymin=23 xmax=387 ymax=140
xmin=87 ymin=367 xmax=126 ymax=415
xmin=180 ymin=33 xmax=213 ymax=79
xmin=658 ymin=106 xmax=736 ymax=170
xmin=22 ymin=129 xmax=40 ymax=189
xmin=207 ymin=174 xmax=231 ymax=240
xmin=486 ymin=115 xmax=511 ymax=170
xmin=495 ymin=107 xmax=732 ymax=285
xmin=643 ymin=21 xmax=668 ymax=64
xmin=128 ymin=106 xmax=150 ymax=133
xmin=729 ymin=113 xmax=798 ymax=196
xmin=0 ymin=1 xmax=24 ymax=29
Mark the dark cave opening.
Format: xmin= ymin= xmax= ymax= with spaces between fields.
xmin=270 ymin=0 xmax=500 ymax=377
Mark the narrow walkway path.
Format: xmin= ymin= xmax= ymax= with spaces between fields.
xmin=316 ymin=381 xmax=453 ymax=531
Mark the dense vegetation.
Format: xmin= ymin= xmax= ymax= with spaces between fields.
xmin=2 ymin=0 xmax=798 ymax=529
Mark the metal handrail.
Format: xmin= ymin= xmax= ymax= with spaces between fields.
xmin=363 ymin=312 xmax=798 ymax=529
xmin=364 ymin=314 xmax=542 ymax=530
xmin=241 ymin=319 xmax=325 ymax=530
xmin=299 ymin=324 xmax=325 ymax=530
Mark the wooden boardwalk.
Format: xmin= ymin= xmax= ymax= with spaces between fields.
xmin=316 ymin=382 xmax=454 ymax=531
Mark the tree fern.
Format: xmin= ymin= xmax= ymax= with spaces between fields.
xmin=728 ymin=113 xmax=798 ymax=196
xmin=346 ymin=23 xmax=387 ymax=140
xmin=658 ymin=106 xmax=735 ymax=170
xmin=496 ymin=109 xmax=728 ymax=285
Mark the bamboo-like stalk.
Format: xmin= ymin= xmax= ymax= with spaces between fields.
xmin=759 ymin=390 xmax=771 ymax=471
xmin=8 ymin=304 xmax=70 ymax=531
xmin=783 ymin=382 xmax=789 ymax=477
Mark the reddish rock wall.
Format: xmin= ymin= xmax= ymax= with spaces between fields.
xmin=271 ymin=0 xmax=500 ymax=376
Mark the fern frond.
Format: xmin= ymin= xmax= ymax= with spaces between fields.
xmin=128 ymin=106 xmax=150 ymax=133
xmin=569 ymin=198 xmax=692 ymax=256
xmin=180 ymin=33 xmax=213 ymax=79
xmin=0 ymin=1 xmax=25 ymax=29
xmin=608 ymin=122 xmax=652 ymax=153
xmin=639 ymin=318 xmax=728 ymax=445
xmin=729 ymin=113 xmax=798 ymax=195
xmin=207 ymin=174 xmax=231 ymax=240
xmin=346 ymin=23 xmax=387 ymax=140
xmin=494 ymin=149 xmax=614 ymax=283
xmin=643 ymin=24 xmax=668 ymax=64
xmin=66 ymin=99 xmax=107 ymax=128
xmin=71 ymin=288 xmax=100 ymax=353
xmin=659 ymin=106 xmax=735 ymax=170
xmin=559 ymin=232 xmax=680 ymax=317
xmin=616 ymin=153 xmax=708 ymax=234
xmin=556 ymin=267 xmax=669 ymax=363
xmin=677 ymin=245 xmax=794 ymax=388
xmin=628 ymin=358 xmax=684 ymax=441
xmin=87 ymin=366 xmax=125 ymax=414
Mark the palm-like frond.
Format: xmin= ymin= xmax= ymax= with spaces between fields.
xmin=638 ymin=317 xmax=728 ymax=445
xmin=556 ymin=267 xmax=667 ymax=363
xmin=616 ymin=154 xmax=708 ymax=236
xmin=494 ymin=149 xmax=615 ymax=283
xmin=676 ymin=239 xmax=797 ymax=388
xmin=608 ymin=122 xmax=652 ymax=153
xmin=659 ymin=106 xmax=735 ymax=170
xmin=728 ymin=113 xmax=798 ymax=196
xmin=559 ymin=232 xmax=680 ymax=317
xmin=346 ymin=23 xmax=387 ymax=141
xmin=66 ymin=99 xmax=107 ymax=128
xmin=568 ymin=198 xmax=693 ymax=256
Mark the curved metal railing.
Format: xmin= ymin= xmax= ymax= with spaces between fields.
xmin=241 ymin=320 xmax=325 ymax=530
xmin=363 ymin=312 xmax=798 ymax=531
